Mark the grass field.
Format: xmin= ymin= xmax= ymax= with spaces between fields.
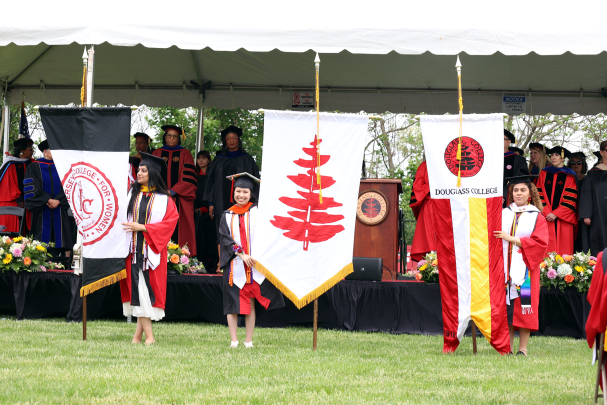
xmin=0 ymin=317 xmax=598 ymax=404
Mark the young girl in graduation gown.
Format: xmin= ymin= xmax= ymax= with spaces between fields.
xmin=218 ymin=173 xmax=284 ymax=348
xmin=535 ymin=146 xmax=578 ymax=255
xmin=495 ymin=173 xmax=549 ymax=356
xmin=120 ymin=152 xmax=179 ymax=344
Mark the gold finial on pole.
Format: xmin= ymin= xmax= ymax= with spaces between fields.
xmin=315 ymin=53 xmax=323 ymax=203
xmin=456 ymin=56 xmax=463 ymax=187
xmin=81 ymin=47 xmax=88 ymax=107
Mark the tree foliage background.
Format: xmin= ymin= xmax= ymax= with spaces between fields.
xmin=4 ymin=104 xmax=607 ymax=249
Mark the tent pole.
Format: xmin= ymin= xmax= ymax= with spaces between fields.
xmin=2 ymin=102 xmax=9 ymax=162
xmin=471 ymin=322 xmax=477 ymax=354
xmin=86 ymin=46 xmax=95 ymax=107
xmin=82 ymin=295 xmax=87 ymax=340
xmin=196 ymin=94 xmax=204 ymax=153
xmin=313 ymin=298 xmax=318 ymax=351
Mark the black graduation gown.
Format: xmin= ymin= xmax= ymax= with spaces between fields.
xmin=218 ymin=204 xmax=284 ymax=315
xmin=503 ymin=152 xmax=528 ymax=206
xmin=195 ymin=169 xmax=218 ymax=272
xmin=579 ymin=168 xmax=607 ymax=256
xmin=203 ymin=150 xmax=260 ymax=237
xmin=23 ymin=159 xmax=73 ymax=249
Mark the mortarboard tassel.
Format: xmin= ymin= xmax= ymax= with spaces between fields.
xmin=561 ymin=149 xmax=564 ymax=159
xmin=456 ymin=142 xmax=461 ymax=161
xmin=181 ymin=128 xmax=186 ymax=141
xmin=457 ymin=170 xmax=461 ymax=187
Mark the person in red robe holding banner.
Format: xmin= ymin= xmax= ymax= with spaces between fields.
xmin=219 ymin=172 xmax=284 ymax=348
xmin=121 ymin=153 xmax=179 ymax=344
xmin=409 ymin=161 xmax=435 ymax=261
xmin=535 ymin=146 xmax=578 ymax=255
xmin=0 ymin=138 xmax=34 ymax=233
xmin=152 ymin=125 xmax=197 ymax=256
xmin=495 ymin=172 xmax=549 ymax=356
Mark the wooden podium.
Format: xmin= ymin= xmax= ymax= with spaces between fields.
xmin=353 ymin=179 xmax=403 ymax=280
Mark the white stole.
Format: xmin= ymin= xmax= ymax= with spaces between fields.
xmin=225 ymin=206 xmax=265 ymax=289
xmin=501 ymin=202 xmax=539 ymax=288
xmin=126 ymin=191 xmax=169 ymax=271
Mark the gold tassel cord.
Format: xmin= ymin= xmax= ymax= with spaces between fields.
xmin=456 ymin=71 xmax=464 ymax=187
xmin=80 ymin=65 xmax=86 ymax=107
xmin=80 ymin=269 xmax=127 ymax=297
xmin=255 ymin=261 xmax=353 ymax=309
xmin=315 ymin=66 xmax=323 ymax=204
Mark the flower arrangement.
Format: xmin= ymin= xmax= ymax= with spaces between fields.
xmin=0 ymin=236 xmax=52 ymax=273
xmin=167 ymin=241 xmax=193 ymax=275
xmin=45 ymin=261 xmax=66 ymax=271
xmin=540 ymin=251 xmax=594 ymax=292
xmin=413 ymin=251 xmax=439 ymax=284
xmin=182 ymin=257 xmax=207 ymax=274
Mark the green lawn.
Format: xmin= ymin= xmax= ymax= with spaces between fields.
xmin=0 ymin=317 xmax=597 ymax=404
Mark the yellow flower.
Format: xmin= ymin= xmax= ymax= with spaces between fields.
xmin=575 ymin=266 xmax=584 ymax=273
xmin=36 ymin=245 xmax=46 ymax=252
xmin=555 ymin=255 xmax=564 ymax=264
xmin=168 ymin=243 xmax=179 ymax=250
xmin=3 ymin=254 xmax=12 ymax=264
xmin=419 ymin=264 xmax=428 ymax=271
xmin=12 ymin=236 xmax=22 ymax=243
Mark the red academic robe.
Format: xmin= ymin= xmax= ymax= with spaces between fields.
xmin=511 ymin=213 xmax=549 ymax=331
xmin=152 ymin=147 xmax=197 ymax=256
xmin=0 ymin=161 xmax=31 ymax=232
xmin=409 ymin=161 xmax=436 ymax=261
xmin=586 ymin=249 xmax=607 ymax=348
xmin=119 ymin=197 xmax=179 ymax=311
xmin=536 ymin=168 xmax=578 ymax=255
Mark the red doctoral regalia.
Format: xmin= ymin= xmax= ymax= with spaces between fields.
xmin=409 ymin=161 xmax=436 ymax=261
xmin=0 ymin=158 xmax=32 ymax=232
xmin=536 ymin=167 xmax=578 ymax=255
xmin=120 ymin=196 xmax=179 ymax=311
xmin=512 ymin=213 xmax=549 ymax=331
xmin=152 ymin=146 xmax=197 ymax=255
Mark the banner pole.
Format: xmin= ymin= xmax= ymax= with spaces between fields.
xmin=83 ymin=295 xmax=87 ymax=341
xmin=313 ymin=298 xmax=318 ymax=351
xmin=471 ymin=322 xmax=477 ymax=354
xmin=594 ymin=332 xmax=605 ymax=403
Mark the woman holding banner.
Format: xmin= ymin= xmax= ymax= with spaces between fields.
xmin=218 ymin=172 xmax=284 ymax=348
xmin=121 ymin=152 xmax=179 ymax=345
xmin=494 ymin=172 xmax=549 ymax=356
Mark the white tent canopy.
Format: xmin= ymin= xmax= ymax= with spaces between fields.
xmin=1 ymin=1 xmax=607 ymax=115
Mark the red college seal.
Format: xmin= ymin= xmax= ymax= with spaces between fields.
xmin=62 ymin=162 xmax=119 ymax=246
xmin=443 ymin=137 xmax=484 ymax=177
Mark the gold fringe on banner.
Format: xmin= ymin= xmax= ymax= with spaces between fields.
xmin=80 ymin=269 xmax=127 ymax=297
xmin=254 ymin=261 xmax=353 ymax=309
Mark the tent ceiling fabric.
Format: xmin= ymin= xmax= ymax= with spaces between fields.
xmin=1 ymin=2 xmax=607 ymax=114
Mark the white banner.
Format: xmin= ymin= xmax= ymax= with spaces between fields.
xmin=254 ymin=110 xmax=368 ymax=308
xmin=53 ymin=151 xmax=129 ymax=259
xmin=420 ymin=114 xmax=504 ymax=200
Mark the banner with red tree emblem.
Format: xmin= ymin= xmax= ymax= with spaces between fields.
xmin=254 ymin=110 xmax=369 ymax=308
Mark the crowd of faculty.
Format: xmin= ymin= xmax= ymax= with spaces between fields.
xmin=0 ymin=124 xmax=259 ymax=273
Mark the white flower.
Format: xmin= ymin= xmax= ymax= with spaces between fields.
xmin=0 ymin=248 xmax=4 ymax=256
xmin=549 ymin=252 xmax=556 ymax=260
xmin=557 ymin=263 xmax=572 ymax=278
xmin=1 ymin=236 xmax=9 ymax=244
xmin=588 ymin=269 xmax=593 ymax=275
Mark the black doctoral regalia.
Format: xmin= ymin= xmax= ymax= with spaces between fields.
xmin=195 ymin=168 xmax=218 ymax=272
xmin=203 ymin=149 xmax=260 ymax=236
xmin=579 ymin=166 xmax=607 ymax=256
xmin=23 ymin=158 xmax=73 ymax=248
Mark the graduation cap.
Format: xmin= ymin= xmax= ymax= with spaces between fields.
xmin=506 ymin=169 xmax=538 ymax=186
xmin=529 ymin=142 xmax=545 ymax=152
xmin=139 ymin=152 xmax=167 ymax=173
xmin=504 ymin=129 xmax=515 ymax=143
xmin=226 ymin=172 xmax=260 ymax=203
xmin=38 ymin=140 xmax=49 ymax=153
xmin=508 ymin=146 xmax=524 ymax=156
xmin=221 ymin=125 xmax=243 ymax=142
xmin=133 ymin=132 xmax=150 ymax=140
xmin=546 ymin=146 xmax=572 ymax=159
xmin=161 ymin=124 xmax=185 ymax=141
xmin=13 ymin=138 xmax=33 ymax=148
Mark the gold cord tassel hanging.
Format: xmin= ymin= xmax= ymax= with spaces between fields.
xmin=315 ymin=55 xmax=323 ymax=203
xmin=80 ymin=65 xmax=86 ymax=107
